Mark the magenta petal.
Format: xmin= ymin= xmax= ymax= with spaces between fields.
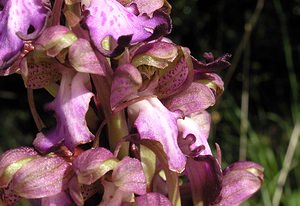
xmin=73 ymin=147 xmax=116 ymax=185
xmin=10 ymin=156 xmax=73 ymax=199
xmin=190 ymin=111 xmax=211 ymax=140
xmin=186 ymin=156 xmax=222 ymax=205
xmin=164 ymin=82 xmax=215 ymax=115
xmin=100 ymin=180 xmax=133 ymax=206
xmin=196 ymin=73 xmax=224 ymax=99
xmin=68 ymin=38 xmax=106 ymax=75
xmin=35 ymin=25 xmax=77 ymax=57
xmin=131 ymin=0 xmax=164 ymax=16
xmin=33 ymin=69 xmax=94 ymax=152
xmin=110 ymin=64 xmax=142 ymax=109
xmin=132 ymin=41 xmax=178 ymax=69
xmin=0 ymin=0 xmax=50 ymax=70
xmin=112 ymin=157 xmax=146 ymax=195
xmin=0 ymin=147 xmax=38 ymax=187
xmin=41 ymin=192 xmax=72 ymax=206
xmin=128 ymin=97 xmax=186 ymax=172
xmin=136 ymin=192 xmax=172 ymax=206
xmin=177 ymin=116 xmax=212 ymax=157
xmin=213 ymin=161 xmax=264 ymax=206
xmin=83 ymin=0 xmax=171 ymax=56
xmin=155 ymin=47 xmax=194 ymax=99
xmin=192 ymin=53 xmax=231 ymax=73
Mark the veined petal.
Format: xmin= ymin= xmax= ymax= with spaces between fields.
xmin=131 ymin=41 xmax=178 ymax=69
xmin=128 ymin=97 xmax=186 ymax=172
xmin=33 ymin=69 xmax=94 ymax=152
xmin=73 ymin=148 xmax=118 ymax=185
xmin=0 ymin=0 xmax=50 ymax=70
xmin=68 ymin=38 xmax=106 ymax=75
xmin=163 ymin=82 xmax=215 ymax=115
xmin=0 ymin=147 xmax=38 ymax=188
xmin=35 ymin=25 xmax=78 ymax=58
xmin=196 ymin=73 xmax=224 ymax=99
xmin=112 ymin=157 xmax=146 ymax=195
xmin=10 ymin=156 xmax=74 ymax=199
xmin=83 ymin=0 xmax=171 ymax=56
xmin=212 ymin=161 xmax=264 ymax=206
xmin=110 ymin=64 xmax=142 ymax=109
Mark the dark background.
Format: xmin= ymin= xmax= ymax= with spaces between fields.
xmin=1 ymin=0 xmax=300 ymax=205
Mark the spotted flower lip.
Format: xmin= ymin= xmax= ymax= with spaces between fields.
xmin=135 ymin=192 xmax=172 ymax=206
xmin=82 ymin=0 xmax=171 ymax=56
xmin=0 ymin=0 xmax=50 ymax=72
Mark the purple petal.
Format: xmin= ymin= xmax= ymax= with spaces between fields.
xmin=112 ymin=157 xmax=146 ymax=195
xmin=0 ymin=183 xmax=21 ymax=205
xmin=41 ymin=192 xmax=72 ymax=206
xmin=20 ymin=52 xmax=61 ymax=89
xmin=0 ymin=0 xmax=50 ymax=70
xmin=110 ymin=64 xmax=142 ymax=109
xmin=68 ymin=176 xmax=100 ymax=205
xmin=136 ymin=192 xmax=172 ymax=206
xmin=35 ymin=25 xmax=78 ymax=57
xmin=192 ymin=53 xmax=231 ymax=73
xmin=195 ymin=73 xmax=224 ymax=99
xmin=0 ymin=147 xmax=38 ymax=187
xmin=130 ymin=0 xmax=164 ymax=16
xmin=83 ymin=0 xmax=171 ymax=56
xmin=155 ymin=48 xmax=194 ymax=98
xmin=213 ymin=161 xmax=264 ymax=206
xmin=163 ymin=82 xmax=215 ymax=115
xmin=131 ymin=41 xmax=178 ymax=69
xmin=186 ymin=156 xmax=222 ymax=205
xmin=177 ymin=116 xmax=212 ymax=157
xmin=33 ymin=69 xmax=94 ymax=152
xmin=10 ymin=156 xmax=74 ymax=199
xmin=68 ymin=38 xmax=106 ymax=75
xmin=189 ymin=111 xmax=211 ymax=140
xmin=128 ymin=97 xmax=186 ymax=172
xmin=100 ymin=180 xmax=133 ymax=206
xmin=73 ymin=147 xmax=117 ymax=185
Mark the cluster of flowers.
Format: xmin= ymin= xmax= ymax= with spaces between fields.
xmin=0 ymin=0 xmax=263 ymax=205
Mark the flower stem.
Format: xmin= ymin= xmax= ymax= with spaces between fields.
xmin=107 ymin=111 xmax=129 ymax=158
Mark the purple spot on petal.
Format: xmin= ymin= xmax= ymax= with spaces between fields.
xmin=101 ymin=11 xmax=107 ymax=26
xmin=110 ymin=20 xmax=114 ymax=26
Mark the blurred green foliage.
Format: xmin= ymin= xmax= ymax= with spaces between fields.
xmin=1 ymin=0 xmax=300 ymax=205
